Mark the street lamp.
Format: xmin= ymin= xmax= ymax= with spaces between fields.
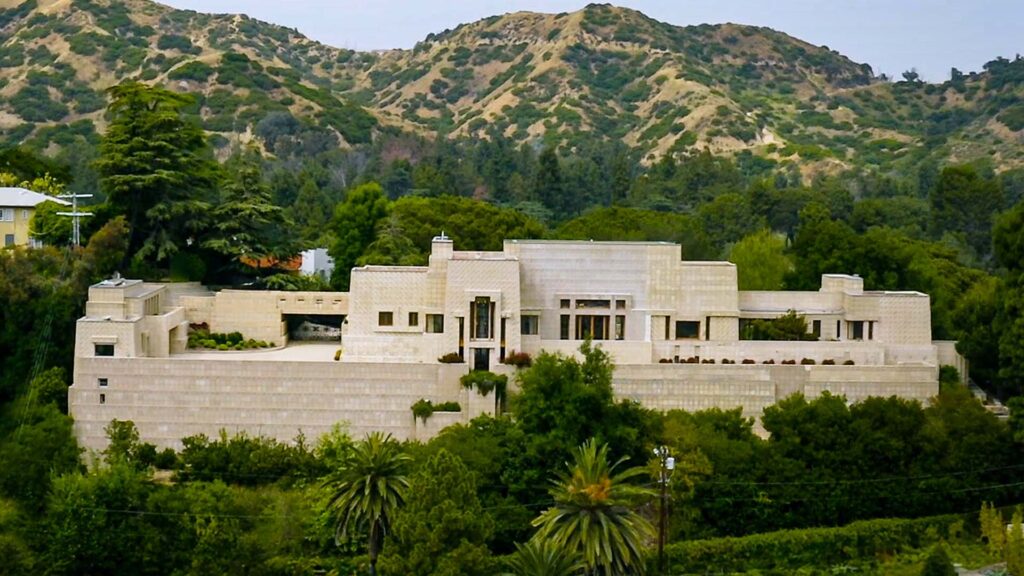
xmin=654 ymin=446 xmax=675 ymax=574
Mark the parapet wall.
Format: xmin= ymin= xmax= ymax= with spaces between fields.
xmin=70 ymin=357 xmax=474 ymax=452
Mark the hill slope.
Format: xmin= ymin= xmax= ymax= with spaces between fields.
xmin=0 ymin=0 xmax=1021 ymax=172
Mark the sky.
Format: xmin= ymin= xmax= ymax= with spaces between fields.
xmin=160 ymin=0 xmax=1023 ymax=82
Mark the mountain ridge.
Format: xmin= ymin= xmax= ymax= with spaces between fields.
xmin=0 ymin=0 xmax=1021 ymax=174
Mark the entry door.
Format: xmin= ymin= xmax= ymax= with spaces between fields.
xmin=473 ymin=348 xmax=490 ymax=372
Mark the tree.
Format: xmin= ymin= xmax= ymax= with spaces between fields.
xmin=698 ymin=193 xmax=765 ymax=249
xmin=502 ymin=539 xmax=583 ymax=576
xmin=95 ymin=82 xmax=216 ymax=265
xmin=324 ymin=432 xmax=410 ymax=576
xmin=329 ymin=182 xmax=389 ymax=290
xmin=203 ymin=146 xmax=290 ymax=272
xmin=534 ymin=147 xmax=566 ymax=217
xmin=728 ymin=229 xmax=792 ymax=290
xmin=532 ymin=439 xmax=654 ymax=576
xmin=1009 ymin=507 xmax=1024 ymax=576
xmin=379 ymin=449 xmax=495 ymax=575
xmin=930 ymin=165 xmax=1004 ymax=256
xmin=919 ymin=544 xmax=956 ymax=576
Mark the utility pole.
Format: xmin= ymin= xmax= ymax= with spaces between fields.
xmin=653 ymin=446 xmax=675 ymax=575
xmin=56 ymin=193 xmax=93 ymax=247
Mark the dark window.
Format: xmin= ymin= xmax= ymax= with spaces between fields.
xmin=521 ymin=315 xmax=539 ymax=335
xmin=836 ymin=320 xmax=841 ymax=339
xmin=705 ymin=317 xmax=711 ymax=340
xmin=98 ymin=378 xmax=108 ymax=387
xmin=471 ymin=297 xmax=494 ymax=340
xmin=426 ymin=314 xmax=444 ymax=333
xmin=812 ymin=320 xmax=821 ymax=339
xmin=94 ymin=344 xmax=114 ymax=357
xmin=868 ymin=321 xmax=874 ymax=340
xmin=576 ymin=299 xmax=610 ymax=309
xmin=576 ymin=315 xmax=610 ymax=340
xmin=473 ymin=348 xmax=490 ymax=372
xmin=616 ymin=299 xmax=626 ymax=310
xmin=851 ymin=321 xmax=864 ymax=340
xmin=675 ymin=321 xmax=700 ymax=339
xmin=4 ymin=234 xmax=13 ymax=247
xmin=560 ymin=315 xmax=570 ymax=340
xmin=615 ymin=315 xmax=625 ymax=340
xmin=408 ymin=312 xmax=419 ymax=327
xmin=378 ymin=311 xmax=393 ymax=326
xmin=99 ymin=393 xmax=105 ymax=405
xmin=560 ymin=299 xmax=571 ymax=309
xmin=458 ymin=317 xmax=464 ymax=360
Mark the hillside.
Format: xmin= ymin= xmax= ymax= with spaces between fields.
xmin=0 ymin=0 xmax=1022 ymax=172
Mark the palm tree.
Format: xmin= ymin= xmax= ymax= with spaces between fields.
xmin=532 ymin=439 xmax=655 ymax=576
xmin=502 ymin=538 xmax=585 ymax=576
xmin=324 ymin=432 xmax=411 ymax=575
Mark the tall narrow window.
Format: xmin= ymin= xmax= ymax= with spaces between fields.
xmin=576 ymin=315 xmax=610 ymax=340
xmin=705 ymin=317 xmax=711 ymax=340
xmin=560 ymin=315 xmax=570 ymax=340
xmin=458 ymin=317 xmax=465 ymax=360
xmin=99 ymin=393 xmax=106 ymax=405
xmin=812 ymin=320 xmax=822 ymax=339
xmin=851 ymin=321 xmax=864 ymax=340
xmin=500 ymin=318 xmax=506 ymax=363
xmin=408 ymin=312 xmax=419 ymax=327
xmin=615 ymin=315 xmax=625 ymax=340
xmin=471 ymin=297 xmax=493 ymax=340
xmin=836 ymin=320 xmax=841 ymax=339
xmin=868 ymin=321 xmax=874 ymax=340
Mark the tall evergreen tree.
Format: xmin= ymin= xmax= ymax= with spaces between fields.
xmin=95 ymin=81 xmax=216 ymax=265
xmin=329 ymin=182 xmax=389 ymax=290
xmin=534 ymin=147 xmax=565 ymax=218
xmin=203 ymin=146 xmax=290 ymax=272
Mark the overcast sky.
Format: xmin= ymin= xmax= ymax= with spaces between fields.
xmin=160 ymin=0 xmax=1022 ymax=82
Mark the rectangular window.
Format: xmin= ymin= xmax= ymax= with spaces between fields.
xmin=4 ymin=234 xmax=13 ymax=247
xmin=0 ymin=208 xmax=12 ymax=222
xmin=426 ymin=314 xmax=444 ymax=333
xmin=471 ymin=297 xmax=494 ymax=340
xmin=94 ymin=344 xmax=114 ymax=357
xmin=22 ymin=209 xmax=28 ymax=220
xmin=575 ymin=299 xmax=610 ymax=309
xmin=812 ymin=320 xmax=822 ymax=339
xmin=615 ymin=315 xmax=625 ymax=340
xmin=560 ymin=315 xmax=570 ymax=340
xmin=576 ymin=315 xmax=610 ymax=340
xmin=675 ymin=321 xmax=700 ymax=339
xmin=98 ymin=378 xmax=108 ymax=387
xmin=560 ymin=299 xmax=571 ymax=309
xmin=521 ymin=315 xmax=539 ymax=335
xmin=616 ymin=299 xmax=626 ymax=310
xmin=851 ymin=321 xmax=864 ymax=340
xmin=408 ymin=312 xmax=419 ymax=327
xmin=836 ymin=320 xmax=841 ymax=339
xmin=868 ymin=321 xmax=874 ymax=340
xmin=378 ymin=311 xmax=393 ymax=327
xmin=99 ymin=393 xmax=106 ymax=405
xmin=705 ymin=317 xmax=711 ymax=340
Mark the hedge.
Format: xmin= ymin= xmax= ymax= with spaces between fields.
xmin=660 ymin=514 xmax=963 ymax=574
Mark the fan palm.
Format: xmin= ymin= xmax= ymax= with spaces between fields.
xmin=503 ymin=538 xmax=585 ymax=576
xmin=532 ymin=439 xmax=655 ymax=576
xmin=323 ymin=432 xmax=411 ymax=575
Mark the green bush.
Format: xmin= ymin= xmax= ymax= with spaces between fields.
xmin=168 ymin=60 xmax=214 ymax=82
xmin=459 ymin=371 xmax=507 ymax=397
xmin=661 ymin=515 xmax=963 ymax=573
xmin=438 ymin=352 xmax=463 ymax=363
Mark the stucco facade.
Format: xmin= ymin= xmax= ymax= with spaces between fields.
xmin=70 ymin=239 xmax=956 ymax=452
xmin=0 ymin=187 xmax=69 ymax=247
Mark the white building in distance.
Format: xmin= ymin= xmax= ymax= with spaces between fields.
xmin=69 ymin=238 xmax=964 ymax=451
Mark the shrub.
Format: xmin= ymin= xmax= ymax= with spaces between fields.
xmin=435 ymin=401 xmax=461 ymax=412
xmin=660 ymin=515 xmax=962 ymax=574
xmin=685 ymin=356 xmax=699 ymax=364
xmin=227 ymin=332 xmax=243 ymax=345
xmin=438 ymin=352 xmax=463 ymax=363
xmin=742 ymin=359 xmax=755 ymax=364
xmin=920 ymin=545 xmax=956 ymax=576
xmin=844 ymin=360 xmax=856 ymax=365
xmin=721 ymin=359 xmax=735 ymax=364
xmin=460 ymin=371 xmax=507 ymax=397
xmin=781 ymin=359 xmax=796 ymax=365
xmin=217 ymin=344 xmax=228 ymax=351
xmin=411 ymin=399 xmax=434 ymax=422
xmin=503 ymin=350 xmax=532 ymax=368
xmin=701 ymin=359 xmax=715 ymax=364
xmin=659 ymin=358 xmax=672 ymax=363
xmin=763 ymin=359 xmax=775 ymax=364
xmin=801 ymin=358 xmax=817 ymax=365
xmin=333 ymin=349 xmax=342 ymax=361
xmin=822 ymin=359 xmax=836 ymax=365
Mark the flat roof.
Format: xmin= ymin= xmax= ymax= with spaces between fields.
xmin=505 ymin=239 xmax=678 ymax=246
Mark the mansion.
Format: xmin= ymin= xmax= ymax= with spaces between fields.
xmin=69 ymin=237 xmax=963 ymax=451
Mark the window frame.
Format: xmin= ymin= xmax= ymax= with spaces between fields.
xmin=378 ymin=311 xmax=394 ymax=327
